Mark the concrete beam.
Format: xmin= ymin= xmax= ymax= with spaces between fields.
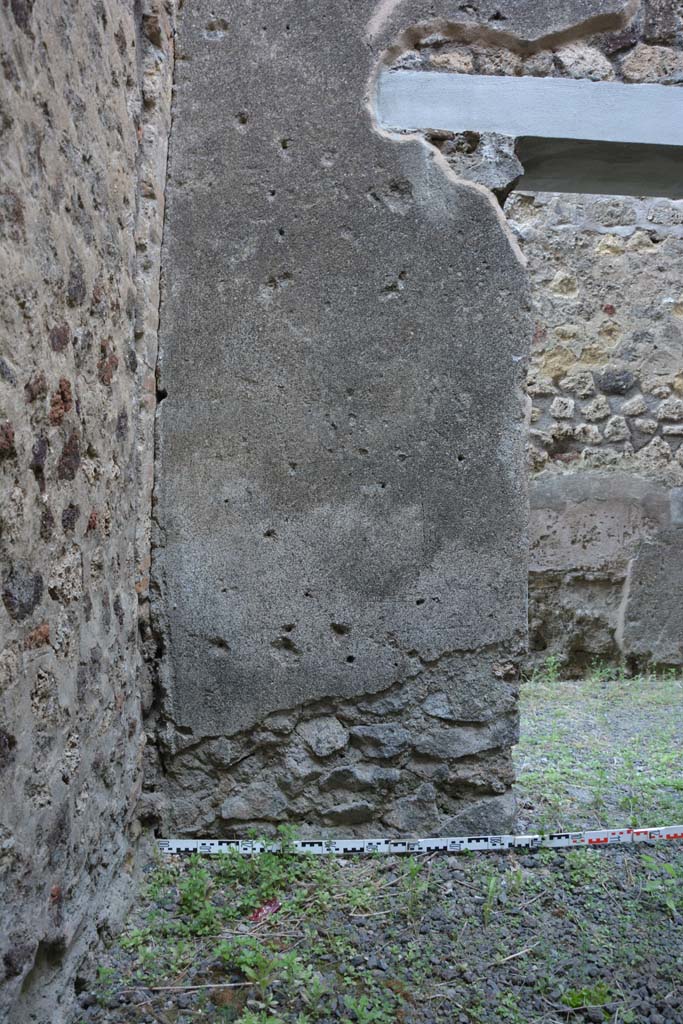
xmin=376 ymin=70 xmax=683 ymax=198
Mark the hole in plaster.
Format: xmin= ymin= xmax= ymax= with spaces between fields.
xmin=205 ymin=18 xmax=229 ymax=40
xmin=415 ymin=598 xmax=426 ymax=606
xmin=272 ymin=635 xmax=301 ymax=655
xmin=263 ymin=528 xmax=276 ymax=538
xmin=156 ymin=386 xmax=168 ymax=403
xmin=208 ymin=636 xmax=231 ymax=652
xmin=346 ymin=655 xmax=355 ymax=664
xmin=331 ymin=622 xmax=350 ymax=635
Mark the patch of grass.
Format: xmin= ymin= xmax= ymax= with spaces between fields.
xmin=642 ymin=853 xmax=683 ymax=919
xmin=91 ymin=673 xmax=683 ymax=1024
xmin=561 ymin=979 xmax=612 ymax=1010
xmin=515 ymin=672 xmax=683 ymax=831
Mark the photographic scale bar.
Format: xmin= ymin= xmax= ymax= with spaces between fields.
xmin=158 ymin=826 xmax=683 ymax=857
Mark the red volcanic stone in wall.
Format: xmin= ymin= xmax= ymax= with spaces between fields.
xmin=49 ymin=324 xmax=71 ymax=352
xmin=602 ymin=303 xmax=616 ymax=316
xmin=86 ymin=509 xmax=98 ymax=533
xmin=57 ymin=430 xmax=80 ymax=480
xmin=25 ymin=371 xmax=47 ymax=402
xmin=49 ymin=378 xmax=73 ymax=425
xmin=2 ymin=567 xmax=44 ymax=621
xmin=0 ymin=421 xmax=16 ymax=459
xmin=601 ymin=22 xmax=639 ymax=54
xmin=97 ymin=339 xmax=118 ymax=385
xmin=24 ymin=622 xmax=50 ymax=649
xmin=90 ymin=280 xmax=108 ymax=318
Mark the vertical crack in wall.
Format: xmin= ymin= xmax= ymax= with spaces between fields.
xmin=132 ymin=2 xmax=177 ymax=830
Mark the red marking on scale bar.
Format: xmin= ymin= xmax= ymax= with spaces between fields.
xmin=588 ymin=838 xmax=609 ymax=844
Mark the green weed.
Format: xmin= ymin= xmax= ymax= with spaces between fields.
xmin=561 ymin=980 xmax=611 ymax=1010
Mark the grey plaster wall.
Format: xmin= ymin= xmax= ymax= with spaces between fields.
xmin=153 ymin=0 xmax=639 ymax=838
xmin=0 ymin=1 xmax=175 ymax=1020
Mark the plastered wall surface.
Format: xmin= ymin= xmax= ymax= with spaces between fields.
xmin=151 ymin=0 xmax=563 ymax=840
xmin=0 ymin=1 xmax=174 ymax=1020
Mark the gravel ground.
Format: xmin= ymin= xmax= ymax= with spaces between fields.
xmin=76 ymin=672 xmax=683 ymax=1024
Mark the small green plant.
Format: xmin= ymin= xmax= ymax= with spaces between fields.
xmin=119 ymin=926 xmax=153 ymax=951
xmin=587 ymin=658 xmax=613 ymax=685
xmin=642 ymin=854 xmax=682 ymax=919
xmin=535 ymin=654 xmax=561 ymax=685
xmin=94 ymin=966 xmax=116 ymax=1007
xmin=482 ymin=872 xmax=499 ymax=927
xmin=566 ymin=849 xmax=601 ymax=886
xmin=236 ymin=1012 xmax=283 ymax=1024
xmin=400 ymin=856 xmax=429 ymax=920
xmin=345 ymin=881 xmax=377 ymax=914
xmin=506 ymin=864 xmax=525 ymax=897
xmin=300 ymin=970 xmax=329 ymax=1015
xmin=342 ymin=992 xmax=395 ymax=1024
xmin=496 ymin=991 xmax=524 ymax=1023
xmin=561 ymin=980 xmax=611 ymax=1009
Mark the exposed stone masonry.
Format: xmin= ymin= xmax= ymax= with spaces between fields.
xmin=513 ymin=190 xmax=683 ymax=672
xmin=515 ymin=192 xmax=683 ymax=482
xmin=156 ymin=653 xmax=519 ymax=838
xmin=0 ymin=2 xmax=175 ymax=1021
xmin=390 ymin=2 xmax=683 ymax=673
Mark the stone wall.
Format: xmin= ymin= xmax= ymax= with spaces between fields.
xmin=0 ymin=1 xmax=174 ymax=1020
xmin=397 ymin=0 xmax=683 ymax=674
xmin=511 ymin=189 xmax=683 ymax=672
